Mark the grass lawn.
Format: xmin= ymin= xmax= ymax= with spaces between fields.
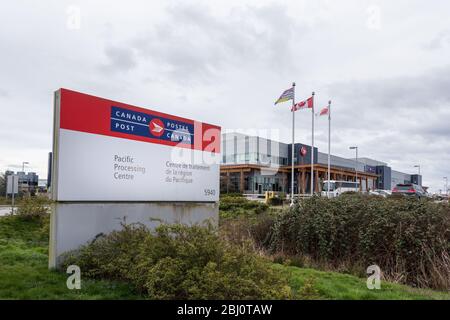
xmin=275 ymin=265 xmax=450 ymax=300
xmin=1 ymin=214 xmax=449 ymax=300
xmin=0 ymin=215 xmax=140 ymax=299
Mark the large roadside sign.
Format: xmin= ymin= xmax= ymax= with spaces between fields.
xmin=52 ymin=88 xmax=221 ymax=202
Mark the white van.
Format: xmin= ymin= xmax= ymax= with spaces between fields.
xmin=322 ymin=180 xmax=360 ymax=198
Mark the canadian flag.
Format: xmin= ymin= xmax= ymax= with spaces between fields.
xmin=291 ymin=96 xmax=314 ymax=112
xmin=291 ymin=100 xmax=306 ymax=112
xmin=307 ymin=96 xmax=314 ymax=109
xmin=318 ymin=106 xmax=329 ymax=116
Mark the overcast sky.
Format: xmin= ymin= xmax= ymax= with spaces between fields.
xmin=1 ymin=0 xmax=449 ymax=192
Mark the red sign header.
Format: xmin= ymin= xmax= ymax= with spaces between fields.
xmin=58 ymin=88 xmax=221 ymax=153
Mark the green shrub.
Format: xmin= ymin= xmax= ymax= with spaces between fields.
xmin=0 ymin=196 xmax=9 ymax=205
xmin=249 ymin=214 xmax=276 ymax=248
xmin=16 ymin=196 xmax=51 ymax=220
xmin=267 ymin=194 xmax=450 ymax=290
xmin=219 ymin=195 xmax=269 ymax=218
xmin=219 ymin=213 xmax=276 ymax=251
xmin=267 ymin=197 xmax=284 ymax=206
xmin=220 ymin=193 xmax=244 ymax=198
xmin=62 ymin=223 xmax=291 ymax=300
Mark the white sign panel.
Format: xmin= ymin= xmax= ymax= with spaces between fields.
xmin=52 ymin=89 xmax=221 ymax=202
xmin=6 ymin=175 xmax=19 ymax=195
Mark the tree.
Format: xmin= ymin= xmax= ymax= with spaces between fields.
xmin=0 ymin=173 xmax=5 ymax=198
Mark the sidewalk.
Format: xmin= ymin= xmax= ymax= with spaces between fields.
xmin=0 ymin=206 xmax=12 ymax=217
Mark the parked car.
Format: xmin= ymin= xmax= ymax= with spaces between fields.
xmin=392 ymin=183 xmax=426 ymax=198
xmin=322 ymin=180 xmax=360 ymax=198
xmin=424 ymin=191 xmax=433 ymax=199
xmin=433 ymin=194 xmax=449 ymax=202
xmin=369 ymin=189 xmax=392 ymax=197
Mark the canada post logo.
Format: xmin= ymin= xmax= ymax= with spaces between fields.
xmin=110 ymin=106 xmax=194 ymax=145
xmin=149 ymin=118 xmax=165 ymax=137
xmin=365 ymin=165 xmax=376 ymax=174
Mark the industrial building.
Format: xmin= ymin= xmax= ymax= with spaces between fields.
xmin=4 ymin=170 xmax=39 ymax=195
xmin=220 ymin=132 xmax=422 ymax=195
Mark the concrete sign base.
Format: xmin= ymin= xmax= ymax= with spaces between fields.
xmin=49 ymin=202 xmax=218 ymax=269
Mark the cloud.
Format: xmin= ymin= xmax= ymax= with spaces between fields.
xmin=128 ymin=3 xmax=304 ymax=83
xmin=424 ymin=29 xmax=450 ymax=50
xmin=99 ymin=45 xmax=137 ymax=74
xmin=316 ymin=66 xmax=450 ymax=190
xmin=327 ymin=65 xmax=450 ymax=132
xmin=1 ymin=0 xmax=450 ymax=193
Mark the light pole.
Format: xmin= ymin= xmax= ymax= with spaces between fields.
xmin=444 ymin=177 xmax=448 ymax=196
xmin=22 ymin=161 xmax=29 ymax=172
xmin=11 ymin=175 xmax=17 ymax=215
xmin=349 ymin=146 xmax=358 ymax=190
xmin=414 ymin=165 xmax=421 ymax=176
xmin=21 ymin=161 xmax=29 ymax=197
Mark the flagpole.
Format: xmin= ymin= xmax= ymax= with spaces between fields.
xmin=291 ymin=82 xmax=296 ymax=206
xmin=311 ymin=92 xmax=315 ymax=196
xmin=327 ymin=100 xmax=332 ymax=199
